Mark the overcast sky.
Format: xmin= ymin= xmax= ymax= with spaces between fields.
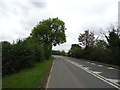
xmin=0 ymin=0 xmax=119 ymax=51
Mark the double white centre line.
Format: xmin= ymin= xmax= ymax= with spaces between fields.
xmin=64 ymin=59 xmax=120 ymax=89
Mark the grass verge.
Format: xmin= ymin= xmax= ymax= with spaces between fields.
xmin=2 ymin=56 xmax=54 ymax=88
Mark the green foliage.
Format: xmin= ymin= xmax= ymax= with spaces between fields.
xmin=31 ymin=17 xmax=66 ymax=58
xmin=31 ymin=17 xmax=66 ymax=46
xmin=68 ymin=44 xmax=84 ymax=58
xmin=2 ymin=39 xmax=37 ymax=75
xmin=69 ymin=28 xmax=119 ymax=66
xmin=2 ymin=17 xmax=66 ymax=75
xmin=89 ymin=40 xmax=110 ymax=63
xmin=105 ymin=29 xmax=120 ymax=65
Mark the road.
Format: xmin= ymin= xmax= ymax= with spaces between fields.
xmin=47 ymin=55 xmax=120 ymax=89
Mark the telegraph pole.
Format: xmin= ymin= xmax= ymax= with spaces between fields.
xmin=118 ymin=1 xmax=120 ymax=34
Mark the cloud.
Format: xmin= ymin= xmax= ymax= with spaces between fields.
xmin=0 ymin=0 xmax=119 ymax=51
xmin=31 ymin=2 xmax=46 ymax=8
xmin=0 ymin=0 xmax=48 ymax=42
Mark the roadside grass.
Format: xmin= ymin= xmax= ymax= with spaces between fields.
xmin=2 ymin=56 xmax=54 ymax=88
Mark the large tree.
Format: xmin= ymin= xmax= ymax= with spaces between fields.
xmin=31 ymin=17 xmax=66 ymax=58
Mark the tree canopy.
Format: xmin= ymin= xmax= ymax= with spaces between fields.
xmin=31 ymin=17 xmax=66 ymax=58
xmin=31 ymin=17 xmax=66 ymax=46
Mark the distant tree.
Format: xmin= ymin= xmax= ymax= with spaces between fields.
xmin=71 ymin=44 xmax=81 ymax=49
xmin=31 ymin=17 xmax=66 ymax=58
xmin=52 ymin=50 xmax=66 ymax=56
xmin=95 ymin=40 xmax=108 ymax=49
xmin=106 ymin=29 xmax=119 ymax=48
xmin=61 ymin=50 xmax=66 ymax=56
xmin=52 ymin=50 xmax=61 ymax=55
xmin=68 ymin=44 xmax=84 ymax=58
xmin=78 ymin=30 xmax=97 ymax=48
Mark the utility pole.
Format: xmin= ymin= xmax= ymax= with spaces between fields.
xmin=118 ymin=1 xmax=120 ymax=34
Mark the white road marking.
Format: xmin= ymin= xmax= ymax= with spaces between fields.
xmin=91 ymin=63 xmax=96 ymax=65
xmin=91 ymin=71 xmax=102 ymax=74
xmin=71 ymin=61 xmax=74 ymax=63
xmin=72 ymin=62 xmax=75 ymax=64
xmin=87 ymin=62 xmax=90 ymax=63
xmin=108 ymin=67 xmax=115 ymax=69
xmin=78 ymin=65 xmax=83 ymax=67
xmin=46 ymin=61 xmax=54 ymax=89
xmin=75 ymin=63 xmax=79 ymax=66
xmin=107 ymin=79 xmax=120 ymax=84
xmin=84 ymin=67 xmax=89 ymax=70
xmin=64 ymin=59 xmax=120 ymax=89
xmin=98 ymin=65 xmax=102 ymax=67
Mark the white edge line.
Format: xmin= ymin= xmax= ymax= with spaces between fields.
xmin=64 ymin=59 xmax=120 ymax=89
xmin=46 ymin=61 xmax=54 ymax=89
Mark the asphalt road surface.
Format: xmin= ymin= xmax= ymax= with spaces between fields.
xmin=47 ymin=55 xmax=120 ymax=89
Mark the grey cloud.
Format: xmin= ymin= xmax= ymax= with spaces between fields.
xmin=0 ymin=1 xmax=31 ymax=18
xmin=31 ymin=2 xmax=46 ymax=8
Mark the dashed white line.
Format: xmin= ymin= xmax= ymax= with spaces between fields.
xmin=108 ymin=67 xmax=115 ymax=69
xmin=91 ymin=71 xmax=102 ymax=74
xmin=74 ymin=63 xmax=79 ymax=66
xmin=78 ymin=65 xmax=83 ymax=67
xmin=72 ymin=62 xmax=75 ymax=64
xmin=91 ymin=63 xmax=96 ymax=65
xmin=84 ymin=67 xmax=89 ymax=70
xmin=98 ymin=65 xmax=103 ymax=67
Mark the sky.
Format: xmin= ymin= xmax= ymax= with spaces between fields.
xmin=0 ymin=0 xmax=119 ymax=52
